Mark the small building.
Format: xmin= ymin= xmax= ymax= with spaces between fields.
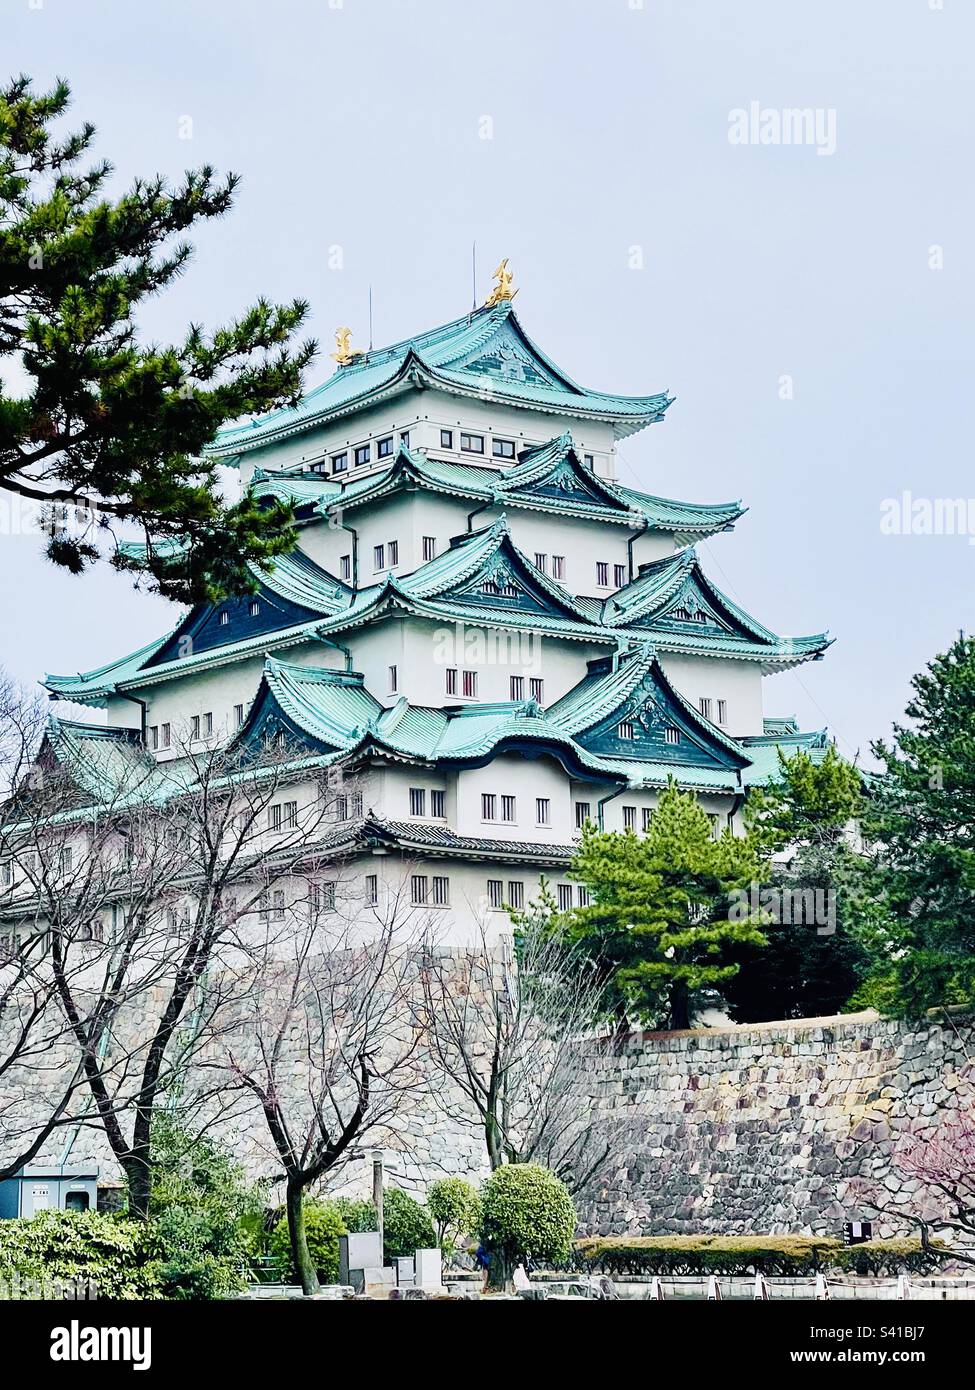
xmin=0 ymin=1164 xmax=99 ymax=1219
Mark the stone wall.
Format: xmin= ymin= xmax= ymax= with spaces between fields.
xmin=575 ymin=1009 xmax=973 ymax=1238
xmin=7 ymin=1002 xmax=972 ymax=1239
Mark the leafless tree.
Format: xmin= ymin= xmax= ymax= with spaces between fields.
xmin=2 ymin=693 xmax=358 ymax=1216
xmin=203 ymin=881 xmax=426 ymax=1295
xmin=419 ymin=897 xmax=636 ymax=1194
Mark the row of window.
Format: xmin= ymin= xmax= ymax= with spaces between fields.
xmin=699 ymin=697 xmax=728 ymax=725
xmin=318 ymin=426 xmax=600 ymax=478
xmin=339 ymin=535 xmax=438 ymax=584
xmin=573 ymin=801 xmax=720 ymax=834
xmin=617 ymin=719 xmax=680 ymax=744
xmin=216 ymin=600 xmax=261 ymax=628
xmin=357 ymin=874 xmax=592 ymax=914
xmin=481 ymin=794 xmax=551 ymax=827
xmin=149 ymin=707 xmax=249 ymax=751
xmin=323 ymin=431 xmax=412 ymax=476
xmin=408 ymin=788 xmax=447 ymax=818
xmin=596 ymin=562 xmax=629 ymax=590
xmin=439 ymin=429 xmax=515 ymax=459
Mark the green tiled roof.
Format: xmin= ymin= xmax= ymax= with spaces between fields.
xmin=207 ymin=302 xmax=672 ymax=458
xmin=739 ymin=728 xmax=831 ymax=787
xmin=253 ymin=659 xmax=615 ymax=780
xmin=42 ymin=719 xmax=170 ymax=806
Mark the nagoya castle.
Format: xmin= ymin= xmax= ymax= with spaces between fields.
xmin=45 ymin=263 xmax=831 ymax=938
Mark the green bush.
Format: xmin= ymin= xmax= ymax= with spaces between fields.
xmin=427 ymin=1177 xmax=482 ymax=1251
xmin=480 ymin=1165 xmax=576 ymax=1287
xmin=270 ymin=1200 xmax=347 ymax=1284
xmin=331 ymin=1197 xmax=378 ymax=1234
xmin=574 ymin=1234 xmax=944 ymax=1278
xmin=148 ymin=1114 xmax=265 ymax=1300
xmin=0 ymin=1210 xmax=159 ymax=1299
xmin=382 ymin=1187 xmax=436 ymax=1261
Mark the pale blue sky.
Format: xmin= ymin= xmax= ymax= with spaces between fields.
xmin=1 ymin=0 xmax=972 ymax=764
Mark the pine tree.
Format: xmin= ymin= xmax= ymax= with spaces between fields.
xmin=720 ymin=745 xmax=870 ymax=1022
xmin=565 ymin=780 xmax=765 ymax=1029
xmin=853 ymin=635 xmax=975 ymax=1015
xmin=0 ymin=76 xmax=317 ymax=602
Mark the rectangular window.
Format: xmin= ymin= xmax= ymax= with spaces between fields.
xmin=354 ymin=444 xmax=371 ymax=466
xmin=60 ymin=847 xmax=73 ymax=875
xmin=388 ymin=540 xmax=399 ymax=566
xmin=618 ymin=720 xmax=634 ymax=740
xmin=365 ymin=874 xmax=378 ymax=907
xmin=204 ymin=712 xmax=213 ymax=738
xmin=249 ymin=600 xmax=260 ymax=617
xmin=510 ymin=676 xmax=524 ymax=700
xmin=373 ymin=544 xmax=385 ymax=571
xmin=460 ymin=432 xmax=484 ymax=454
xmin=642 ymin=807 xmax=652 ymax=833
xmin=614 ymin=564 xmax=627 ymax=588
xmin=409 ymin=787 xmax=426 ymax=817
xmin=149 ymin=726 xmax=159 ymax=750
xmin=219 ymin=611 xmax=229 ymax=626
xmin=161 ymin=723 xmax=171 ymax=750
xmin=271 ymin=889 xmax=285 ymax=922
xmin=351 ymin=791 xmax=363 ymax=817
xmin=717 ymin=699 xmax=727 ymax=725
xmin=399 ymin=430 xmax=410 ymax=448
xmin=234 ymin=704 xmax=245 ymax=728
xmin=283 ymin=801 xmax=298 ymax=830
xmin=422 ymin=536 xmax=436 ymax=562
xmin=557 ymin=884 xmax=573 ymax=912
xmin=492 ymin=438 xmax=516 ymax=459
xmin=462 ymin=670 xmax=477 ymax=698
xmin=377 ymin=435 xmax=394 ymax=458
xmin=340 ymin=554 xmax=352 ymax=582
xmin=529 ymin=678 xmax=544 ymax=703
xmin=665 ymin=726 xmax=681 ymax=744
xmin=487 ymin=879 xmax=504 ymax=910
xmin=596 ymin=562 xmax=609 ymax=587
xmin=507 ymin=881 xmax=524 ymax=910
xmin=335 ymin=795 xmax=348 ymax=821
xmin=551 ymin=555 xmax=565 ymax=580
xmin=331 ymin=452 xmax=348 ymax=474
xmin=432 ymin=876 xmax=449 ymax=906
xmin=269 ymin=804 xmax=283 ymax=832
xmin=536 ymin=797 xmax=551 ymax=826
xmin=440 ymin=428 xmax=453 ymax=448
xmin=411 ymin=874 xmax=428 ymax=905
xmin=445 ymin=668 xmax=458 ymax=696
xmin=575 ymin=801 xmax=591 ymax=829
xmin=576 ymin=885 xmax=590 ymax=907
xmin=309 ymin=880 xmax=336 ymax=915
xmin=430 ymin=789 xmax=446 ymax=818
xmin=623 ymin=805 xmax=636 ymax=830
xmin=584 ymin=453 xmax=594 ymax=467
xmin=699 ymin=697 xmax=713 ymax=720
xmin=389 ymin=664 xmax=398 ymax=693
xmin=501 ymin=795 xmax=516 ymax=823
xmin=191 ymin=715 xmax=200 ymax=741
xmin=481 ymin=793 xmax=497 ymax=821
xmin=534 ymin=552 xmax=547 ymax=573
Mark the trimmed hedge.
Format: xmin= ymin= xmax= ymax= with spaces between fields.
xmin=574 ymin=1234 xmax=945 ymax=1278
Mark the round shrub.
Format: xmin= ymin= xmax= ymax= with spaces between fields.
xmin=270 ymin=1200 xmax=347 ymax=1284
xmin=382 ymin=1187 xmax=436 ymax=1261
xmin=427 ymin=1177 xmax=482 ymax=1251
xmin=479 ymin=1164 xmax=576 ymax=1288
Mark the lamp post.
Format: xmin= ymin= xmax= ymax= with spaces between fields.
xmin=372 ymin=1148 xmax=385 ymax=1258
